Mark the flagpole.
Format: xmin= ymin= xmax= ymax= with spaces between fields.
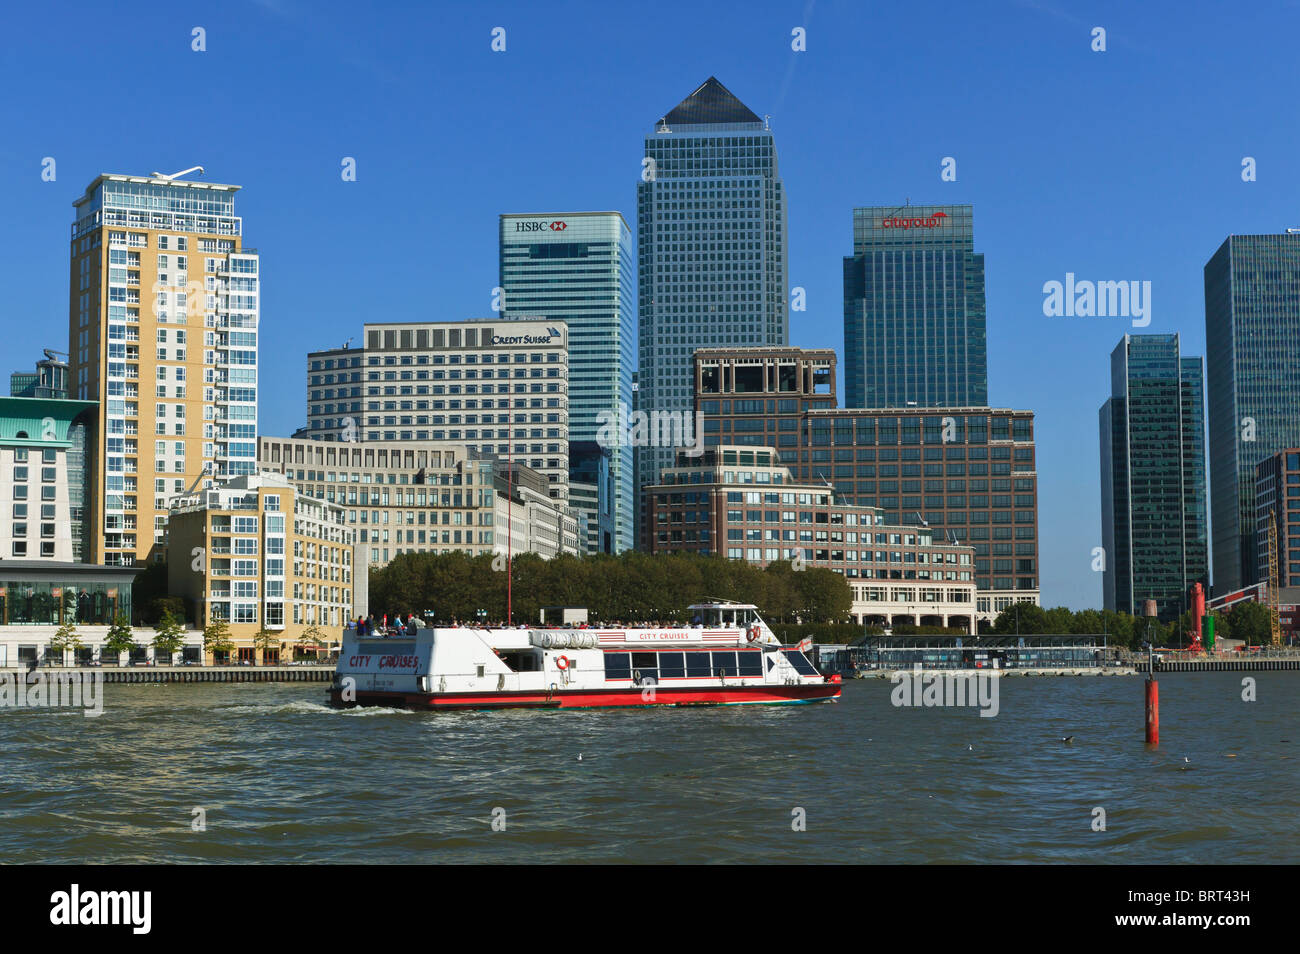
xmin=507 ymin=434 xmax=513 ymax=626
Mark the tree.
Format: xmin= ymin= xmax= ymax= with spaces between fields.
xmin=252 ymin=627 xmax=278 ymax=663
xmin=49 ymin=620 xmax=83 ymax=666
xmin=131 ymin=561 xmax=168 ymax=624
xmin=203 ymin=618 xmax=235 ymax=662
xmin=103 ymin=613 xmax=137 ymax=663
xmin=296 ymin=625 xmax=326 ymax=659
xmin=991 ymin=602 xmax=1048 ymax=635
xmin=152 ymin=609 xmax=185 ymax=663
xmin=147 ymin=596 xmax=186 ymax=625
xmin=1227 ymin=601 xmax=1272 ymax=645
xmin=794 ymin=567 xmax=852 ymax=623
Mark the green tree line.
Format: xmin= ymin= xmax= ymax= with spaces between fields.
xmin=367 ymin=551 xmax=853 ymax=624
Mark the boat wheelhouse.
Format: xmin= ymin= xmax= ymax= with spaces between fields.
xmin=329 ymin=601 xmax=840 ymax=710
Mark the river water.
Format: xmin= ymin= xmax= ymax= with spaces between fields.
xmin=1 ymin=673 xmax=1295 ymax=863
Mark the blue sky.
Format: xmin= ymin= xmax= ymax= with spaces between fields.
xmin=2 ymin=0 xmax=1298 ymax=608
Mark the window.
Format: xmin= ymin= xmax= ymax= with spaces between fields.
xmin=602 ymin=652 xmax=631 ymax=681
xmin=781 ymin=650 xmax=819 ymax=675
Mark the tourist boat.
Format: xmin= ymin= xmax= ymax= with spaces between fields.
xmin=328 ymin=601 xmax=841 ymax=710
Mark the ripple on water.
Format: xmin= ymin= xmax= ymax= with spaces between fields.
xmin=1 ymin=675 xmax=1298 ymax=863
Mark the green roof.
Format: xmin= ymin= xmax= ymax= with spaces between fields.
xmin=0 ymin=396 xmax=96 ymax=446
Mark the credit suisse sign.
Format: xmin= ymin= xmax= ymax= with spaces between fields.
xmin=514 ymin=220 xmax=567 ymax=232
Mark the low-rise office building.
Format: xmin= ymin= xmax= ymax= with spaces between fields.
xmin=257 ymin=436 xmax=579 ymax=566
xmin=1255 ymin=448 xmax=1300 ymax=589
xmin=305 ymin=318 xmax=570 ymax=505
xmin=645 ymin=445 xmax=979 ymax=632
xmin=167 ymin=473 xmax=361 ymax=661
xmin=692 ymin=347 xmax=1039 ymax=618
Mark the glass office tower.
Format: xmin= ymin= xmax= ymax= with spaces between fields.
xmin=843 ymin=205 xmax=987 ymax=409
xmin=636 ymin=77 xmax=788 ymax=540
xmin=1099 ymin=334 xmax=1208 ymax=619
xmin=500 ymin=212 xmax=634 ymax=553
xmin=1204 ymin=233 xmax=1300 ymax=593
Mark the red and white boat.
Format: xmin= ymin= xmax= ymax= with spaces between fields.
xmin=329 ymin=602 xmax=841 ymax=710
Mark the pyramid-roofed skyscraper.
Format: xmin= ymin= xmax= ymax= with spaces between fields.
xmin=635 ymin=78 xmax=788 ymax=545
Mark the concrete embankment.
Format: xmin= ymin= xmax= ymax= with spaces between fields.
xmin=0 ymin=665 xmax=334 ymax=683
xmin=1139 ymin=657 xmax=1300 ymax=673
xmin=858 ymin=667 xmax=1137 ymax=679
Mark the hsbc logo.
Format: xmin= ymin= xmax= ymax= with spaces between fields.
xmin=514 ymin=220 xmax=568 ymax=232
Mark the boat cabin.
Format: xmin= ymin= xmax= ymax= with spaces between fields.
xmin=688 ymin=602 xmax=761 ymax=629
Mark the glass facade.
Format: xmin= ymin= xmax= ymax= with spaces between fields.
xmin=1204 ymin=233 xmax=1300 ymax=592
xmin=843 ymin=205 xmax=987 ymax=409
xmin=500 ymin=212 xmax=634 ymax=552
xmin=0 ymin=579 xmax=131 ymax=625
xmin=636 ymin=78 xmax=788 ymax=530
xmin=1099 ymin=334 xmax=1208 ymax=619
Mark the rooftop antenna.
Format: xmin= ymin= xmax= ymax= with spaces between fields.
xmin=151 ymin=166 xmax=205 ymax=180
xmin=343 ymin=337 xmax=353 ymax=350
xmin=764 ymin=114 xmax=771 ymax=130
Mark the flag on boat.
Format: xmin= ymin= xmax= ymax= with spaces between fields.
xmin=794 ymin=636 xmax=812 ymax=652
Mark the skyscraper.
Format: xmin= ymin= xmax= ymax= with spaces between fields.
xmin=636 ymin=77 xmax=788 ymax=531
xmin=1204 ymin=233 xmax=1300 ymax=593
xmin=1099 ymin=334 xmax=1208 ymax=619
xmin=69 ymin=173 xmax=259 ymax=566
xmin=499 ymin=212 xmax=634 ymax=552
xmin=843 ymin=205 xmax=987 ymax=409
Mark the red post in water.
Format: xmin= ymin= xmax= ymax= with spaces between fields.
xmin=1144 ymin=677 xmax=1159 ymax=745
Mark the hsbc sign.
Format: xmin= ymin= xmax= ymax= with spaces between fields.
xmin=515 ymin=220 xmax=568 ymax=232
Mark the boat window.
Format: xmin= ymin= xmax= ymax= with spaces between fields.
xmin=631 ymin=652 xmax=658 ymax=683
xmin=685 ymin=651 xmax=711 ymax=677
xmin=711 ymin=651 xmax=738 ymax=677
xmin=736 ymin=651 xmax=763 ymax=677
xmin=658 ymin=652 xmax=685 ymax=678
xmin=603 ymin=653 xmax=631 ymax=680
xmin=781 ymin=650 xmax=819 ymax=676
xmin=497 ymin=650 xmax=539 ymax=672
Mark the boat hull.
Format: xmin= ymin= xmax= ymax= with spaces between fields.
xmin=329 ymin=682 xmax=841 ymax=711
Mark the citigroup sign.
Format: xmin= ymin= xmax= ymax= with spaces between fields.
xmin=514 ymin=220 xmax=568 ymax=232
xmin=881 ymin=211 xmax=948 ymax=229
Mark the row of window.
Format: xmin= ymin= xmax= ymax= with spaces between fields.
xmin=603 ymin=650 xmax=765 ymax=681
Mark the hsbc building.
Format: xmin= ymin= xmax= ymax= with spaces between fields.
xmin=499 ymin=211 xmax=635 ymax=554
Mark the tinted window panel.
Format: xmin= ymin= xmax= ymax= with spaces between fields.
xmin=685 ymin=651 xmax=711 ymax=677
xmin=711 ymin=651 xmax=738 ymax=677
xmin=603 ymin=653 xmax=631 ymax=680
xmin=781 ymin=650 xmax=819 ymax=675
xmin=658 ymin=651 xmax=686 ymax=678
xmin=737 ymin=651 xmax=763 ymax=676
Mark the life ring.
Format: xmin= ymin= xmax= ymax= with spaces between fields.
xmin=747 ymin=624 xmax=761 ymax=643
xmin=555 ymin=655 xmax=569 ymax=671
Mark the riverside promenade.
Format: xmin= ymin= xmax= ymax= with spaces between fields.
xmin=0 ymin=665 xmax=335 ymax=684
